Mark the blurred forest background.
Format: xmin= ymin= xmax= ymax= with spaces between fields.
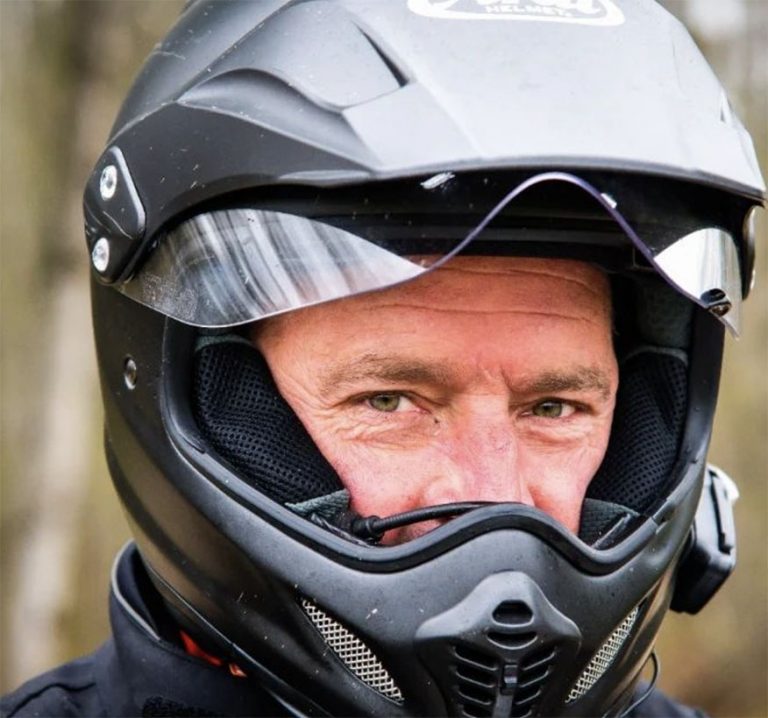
xmin=0 ymin=1 xmax=765 ymax=715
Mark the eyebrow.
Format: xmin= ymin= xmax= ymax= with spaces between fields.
xmin=524 ymin=367 xmax=613 ymax=400
xmin=319 ymin=354 xmax=454 ymax=394
xmin=319 ymin=354 xmax=612 ymax=400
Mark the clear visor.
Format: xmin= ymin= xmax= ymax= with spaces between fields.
xmin=119 ymin=172 xmax=743 ymax=334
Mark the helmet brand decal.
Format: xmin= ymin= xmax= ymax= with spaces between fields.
xmin=407 ymin=0 xmax=625 ymax=25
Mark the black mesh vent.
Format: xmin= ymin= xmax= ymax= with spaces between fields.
xmin=192 ymin=339 xmax=343 ymax=505
xmin=587 ymin=350 xmax=688 ymax=513
xmin=300 ymin=597 xmax=404 ymax=702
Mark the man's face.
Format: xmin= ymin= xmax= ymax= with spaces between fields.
xmin=253 ymin=257 xmax=618 ymax=544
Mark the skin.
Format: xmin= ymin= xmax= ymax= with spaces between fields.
xmin=253 ymin=257 xmax=618 ymax=544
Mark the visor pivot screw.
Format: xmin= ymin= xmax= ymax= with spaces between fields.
xmin=710 ymin=302 xmax=732 ymax=317
xmin=702 ymin=288 xmax=731 ymax=316
xmin=99 ymin=165 xmax=118 ymax=200
xmin=123 ymin=357 xmax=138 ymax=390
xmin=91 ymin=238 xmax=110 ymax=273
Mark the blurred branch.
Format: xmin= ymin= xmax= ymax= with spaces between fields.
xmin=4 ymin=0 xmax=114 ymax=687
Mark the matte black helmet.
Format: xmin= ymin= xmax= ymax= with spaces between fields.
xmin=85 ymin=1 xmax=764 ymax=716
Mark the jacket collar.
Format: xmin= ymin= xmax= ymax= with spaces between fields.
xmin=104 ymin=542 xmax=284 ymax=717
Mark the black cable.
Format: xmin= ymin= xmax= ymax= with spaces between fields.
xmin=620 ymin=651 xmax=660 ymax=717
xmin=341 ymin=502 xmax=496 ymax=542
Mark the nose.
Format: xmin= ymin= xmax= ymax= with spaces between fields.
xmin=419 ymin=416 xmax=534 ymax=508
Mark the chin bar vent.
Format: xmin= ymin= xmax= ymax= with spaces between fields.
xmin=300 ymin=598 xmax=404 ymax=703
xmin=452 ymin=642 xmax=558 ymax=718
xmin=566 ymin=605 xmax=640 ymax=703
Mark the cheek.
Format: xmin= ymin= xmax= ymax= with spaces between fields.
xmin=318 ymin=441 xmax=432 ymax=517
xmin=521 ymin=425 xmax=612 ymax=532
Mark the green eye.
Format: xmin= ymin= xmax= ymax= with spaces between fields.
xmin=368 ymin=394 xmax=402 ymax=412
xmin=532 ymin=400 xmax=564 ymax=418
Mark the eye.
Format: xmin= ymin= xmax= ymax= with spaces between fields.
xmin=531 ymin=400 xmax=575 ymax=419
xmin=367 ymin=393 xmax=406 ymax=413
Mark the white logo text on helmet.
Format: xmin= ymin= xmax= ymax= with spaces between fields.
xmin=408 ymin=0 xmax=625 ymax=26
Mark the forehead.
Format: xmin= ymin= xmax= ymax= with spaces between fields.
xmin=254 ymin=256 xmax=614 ymax=367
xmin=262 ymin=256 xmax=610 ymax=326
xmin=378 ymin=255 xmax=609 ymax=311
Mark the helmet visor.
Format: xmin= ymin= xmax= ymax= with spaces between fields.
xmin=118 ymin=172 xmax=745 ymax=333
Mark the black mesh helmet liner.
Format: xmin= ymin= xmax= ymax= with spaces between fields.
xmin=190 ymin=332 xmax=688 ymax=541
xmin=586 ymin=349 xmax=688 ymax=513
xmin=192 ymin=335 xmax=343 ymax=506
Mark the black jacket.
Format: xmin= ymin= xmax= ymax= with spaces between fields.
xmin=2 ymin=544 xmax=707 ymax=718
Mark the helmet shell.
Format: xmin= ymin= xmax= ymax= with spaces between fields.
xmin=84 ymin=2 xmax=760 ymax=715
xmin=84 ymin=0 xmax=764 ymax=283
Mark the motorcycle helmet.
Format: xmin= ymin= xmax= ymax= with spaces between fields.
xmin=84 ymin=1 xmax=764 ymax=716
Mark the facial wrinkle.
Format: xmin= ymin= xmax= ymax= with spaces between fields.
xmin=364 ymin=302 xmax=606 ymax=323
xmin=433 ymin=262 xmax=608 ymax=299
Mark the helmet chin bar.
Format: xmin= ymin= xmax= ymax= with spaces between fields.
xmin=317 ymin=481 xmax=736 ymax=612
xmin=150 ymin=557 xmax=647 ymax=718
xmin=136 ymin=490 xmax=682 ymax=718
xmin=318 ymin=499 xmax=639 ymax=551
